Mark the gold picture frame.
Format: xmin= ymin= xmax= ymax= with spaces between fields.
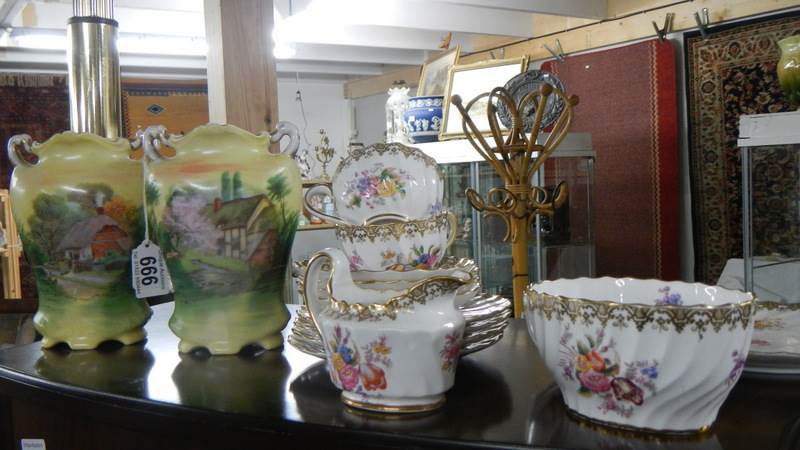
xmin=439 ymin=57 xmax=529 ymax=140
xmin=416 ymin=45 xmax=461 ymax=97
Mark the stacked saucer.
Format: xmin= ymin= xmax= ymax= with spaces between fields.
xmin=289 ymin=256 xmax=512 ymax=358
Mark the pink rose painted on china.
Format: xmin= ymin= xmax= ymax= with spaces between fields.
xmin=326 ymin=325 xmax=391 ymax=394
xmin=558 ymin=327 xmax=658 ymax=418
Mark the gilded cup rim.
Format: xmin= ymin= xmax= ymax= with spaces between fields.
xmin=334 ymin=210 xmax=452 ymax=232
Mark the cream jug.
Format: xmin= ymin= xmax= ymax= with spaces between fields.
xmin=302 ymin=248 xmax=467 ymax=413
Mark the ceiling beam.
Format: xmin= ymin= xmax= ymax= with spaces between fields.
xmin=288 ymin=0 xmax=536 ymax=38
xmin=0 ymin=0 xmax=25 ymax=27
xmin=276 ymin=23 xmax=450 ymax=51
xmin=423 ymin=0 xmax=608 ymax=19
xmin=287 ymin=43 xmax=425 ymax=66
xmin=276 ymin=61 xmax=385 ymax=77
xmin=344 ymin=65 xmax=421 ymax=99
xmin=0 ymin=45 xmax=385 ymax=78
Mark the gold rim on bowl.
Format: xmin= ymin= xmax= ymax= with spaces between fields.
xmin=526 ymin=278 xmax=756 ymax=336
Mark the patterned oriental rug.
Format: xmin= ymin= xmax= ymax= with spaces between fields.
xmin=122 ymin=81 xmax=208 ymax=138
xmin=685 ymin=13 xmax=800 ymax=283
xmin=0 ymin=74 xmax=71 ymax=302
xmin=542 ymin=39 xmax=680 ymax=280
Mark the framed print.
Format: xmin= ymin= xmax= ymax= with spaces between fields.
xmin=439 ymin=57 xmax=528 ymax=140
xmin=416 ymin=45 xmax=461 ymax=97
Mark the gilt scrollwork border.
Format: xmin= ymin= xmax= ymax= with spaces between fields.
xmin=525 ymin=288 xmax=756 ymax=338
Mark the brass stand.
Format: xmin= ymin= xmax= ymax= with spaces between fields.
xmin=314 ymin=129 xmax=335 ymax=181
xmin=450 ymin=84 xmax=578 ymax=317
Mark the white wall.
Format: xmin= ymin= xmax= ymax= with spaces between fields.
xmin=277 ymin=76 xmax=350 ymax=175
xmin=353 ymin=92 xmax=387 ymax=147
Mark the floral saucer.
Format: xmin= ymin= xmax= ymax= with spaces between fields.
xmin=745 ymin=302 xmax=800 ymax=375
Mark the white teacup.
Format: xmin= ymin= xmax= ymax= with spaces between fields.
xmin=304 ymin=142 xmax=444 ymax=225
xmin=335 ymin=211 xmax=456 ymax=272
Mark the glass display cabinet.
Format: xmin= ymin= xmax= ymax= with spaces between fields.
xmin=738 ymin=110 xmax=800 ymax=304
xmin=736 ymin=110 xmax=800 ymax=375
xmin=418 ymin=134 xmax=595 ymax=298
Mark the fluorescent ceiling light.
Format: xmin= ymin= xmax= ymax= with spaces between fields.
xmin=11 ymin=29 xmax=207 ymax=56
xmin=273 ymin=11 xmax=296 ymax=59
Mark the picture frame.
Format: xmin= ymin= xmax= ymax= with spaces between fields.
xmin=439 ymin=57 xmax=529 ymax=140
xmin=416 ymin=45 xmax=461 ymax=97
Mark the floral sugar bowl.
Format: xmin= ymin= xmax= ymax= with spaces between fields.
xmin=525 ymin=278 xmax=755 ymax=433
xmin=303 ymin=248 xmax=468 ymax=413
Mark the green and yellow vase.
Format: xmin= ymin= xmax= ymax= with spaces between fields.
xmin=778 ymin=35 xmax=800 ymax=108
xmin=7 ymin=132 xmax=152 ymax=350
xmin=140 ymin=123 xmax=301 ymax=355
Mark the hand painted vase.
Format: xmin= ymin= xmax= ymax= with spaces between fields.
xmin=140 ymin=122 xmax=301 ymax=355
xmin=778 ymin=35 xmax=800 ymax=107
xmin=303 ymin=248 xmax=467 ymax=413
xmin=7 ymin=132 xmax=152 ymax=350
xmin=403 ymin=96 xmax=444 ymax=143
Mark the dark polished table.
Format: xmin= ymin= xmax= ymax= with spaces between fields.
xmin=0 ymin=303 xmax=798 ymax=450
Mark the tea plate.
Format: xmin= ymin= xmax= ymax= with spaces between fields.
xmin=745 ymin=302 xmax=800 ymax=375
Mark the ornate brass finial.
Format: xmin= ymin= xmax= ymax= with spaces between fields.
xmin=450 ymin=83 xmax=579 ymax=317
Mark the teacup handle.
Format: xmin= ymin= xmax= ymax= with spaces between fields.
xmin=445 ymin=211 xmax=457 ymax=251
xmin=270 ymin=121 xmax=300 ymax=157
xmin=302 ymin=248 xmax=353 ymax=334
xmin=304 ymin=184 xmax=346 ymax=225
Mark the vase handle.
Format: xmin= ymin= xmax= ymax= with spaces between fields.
xmin=137 ymin=125 xmax=171 ymax=161
xmin=271 ymin=121 xmax=300 ymax=157
xmin=6 ymin=134 xmax=37 ymax=167
xmin=304 ymin=183 xmax=346 ymax=225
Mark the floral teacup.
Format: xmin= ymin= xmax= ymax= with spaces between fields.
xmin=525 ymin=278 xmax=755 ymax=433
xmin=335 ymin=211 xmax=456 ymax=272
xmin=303 ymin=248 xmax=468 ymax=413
xmin=305 ymin=142 xmax=444 ymax=225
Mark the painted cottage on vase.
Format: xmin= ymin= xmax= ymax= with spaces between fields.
xmin=205 ymin=194 xmax=279 ymax=270
xmin=57 ymin=206 xmax=132 ymax=271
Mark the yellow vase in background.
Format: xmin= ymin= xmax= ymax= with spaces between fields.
xmin=777 ymin=35 xmax=800 ymax=107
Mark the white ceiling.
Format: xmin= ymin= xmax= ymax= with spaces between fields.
xmin=0 ymin=0 xmax=608 ymax=79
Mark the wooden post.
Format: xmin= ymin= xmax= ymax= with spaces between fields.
xmin=510 ymin=215 xmax=529 ymax=318
xmin=0 ymin=190 xmax=21 ymax=300
xmin=204 ymin=0 xmax=279 ymax=134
